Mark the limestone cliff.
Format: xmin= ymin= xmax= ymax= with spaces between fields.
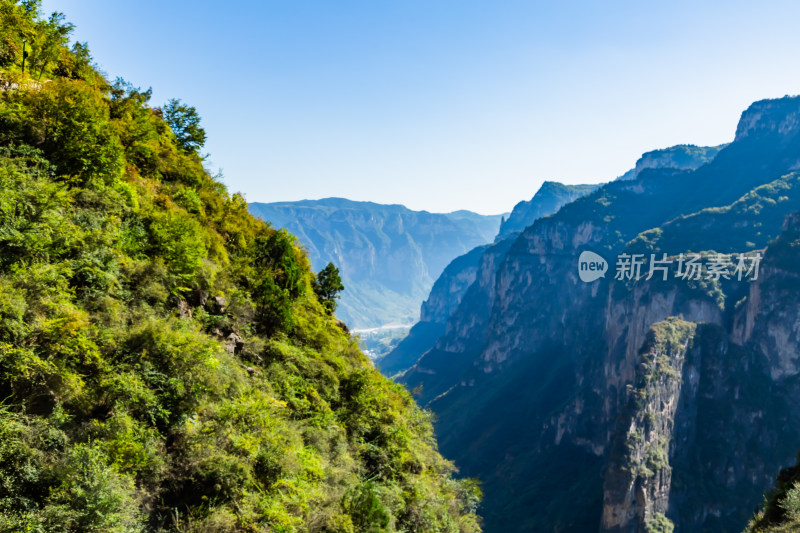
xmin=398 ymin=96 xmax=800 ymax=531
xmin=615 ymin=144 xmax=725 ymax=181
xmin=602 ymin=319 xmax=696 ymax=533
xmin=496 ymin=181 xmax=599 ymax=240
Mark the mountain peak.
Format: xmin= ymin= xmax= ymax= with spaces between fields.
xmin=616 ymin=144 xmax=725 ymax=181
xmin=735 ymin=95 xmax=800 ymax=141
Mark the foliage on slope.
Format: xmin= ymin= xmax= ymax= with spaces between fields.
xmin=746 ymin=456 xmax=800 ymax=533
xmin=0 ymin=2 xmax=481 ymax=531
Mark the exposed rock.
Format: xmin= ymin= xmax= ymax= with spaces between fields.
xmin=602 ymin=319 xmax=696 ymax=532
xmin=396 ymin=97 xmax=800 ymax=532
xmin=616 ymin=144 xmax=725 ymax=182
xmin=206 ymin=295 xmax=227 ymax=315
xmin=177 ymin=299 xmax=192 ymax=319
xmin=187 ymin=289 xmax=209 ymax=307
xmin=225 ymin=332 xmax=244 ymax=355
xmin=735 ymin=98 xmax=800 ymax=141
xmin=496 ymin=181 xmax=599 ymax=240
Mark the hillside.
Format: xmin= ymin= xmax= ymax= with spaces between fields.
xmin=0 ymin=3 xmax=481 ymax=532
xmin=248 ymin=198 xmax=503 ymax=328
xmin=398 ymin=96 xmax=800 ymax=531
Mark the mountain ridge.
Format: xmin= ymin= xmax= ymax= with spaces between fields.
xmin=398 ymin=95 xmax=800 ymax=531
xmin=249 ymin=197 xmax=505 ymax=328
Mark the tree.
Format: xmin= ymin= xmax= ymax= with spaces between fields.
xmin=28 ymin=11 xmax=73 ymax=80
xmin=314 ymin=262 xmax=344 ymax=313
xmin=162 ymin=98 xmax=206 ymax=154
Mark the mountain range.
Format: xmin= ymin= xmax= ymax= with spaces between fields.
xmin=248 ymin=198 xmax=504 ymax=329
xmin=384 ymin=97 xmax=800 ymax=532
xmin=378 ymin=143 xmax=721 ymax=379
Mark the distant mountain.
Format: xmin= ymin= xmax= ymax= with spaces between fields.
xmin=379 ymin=158 xmax=695 ymax=379
xmin=377 ymin=243 xmax=495 ymax=377
xmin=615 ymin=143 xmax=726 ymax=181
xmin=379 ymin=179 xmax=598 ymax=376
xmin=496 ymin=182 xmax=599 ymax=240
xmin=395 ymin=96 xmax=800 ymax=532
xmin=248 ymin=198 xmax=504 ymax=328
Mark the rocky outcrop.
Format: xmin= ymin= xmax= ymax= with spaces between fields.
xmin=733 ymin=212 xmax=800 ymax=380
xmin=496 ymin=181 xmax=599 ymax=240
xmin=735 ymin=98 xmax=800 ymax=142
xmin=616 ymin=145 xmax=725 ymax=182
xmin=381 ymin=180 xmax=591 ymax=378
xmin=602 ymin=319 xmax=696 ymax=532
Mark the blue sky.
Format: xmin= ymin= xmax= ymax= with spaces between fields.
xmin=43 ymin=0 xmax=800 ymax=214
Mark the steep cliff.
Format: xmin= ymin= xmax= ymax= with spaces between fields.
xmin=602 ymin=318 xmax=696 ymax=533
xmin=379 ymin=179 xmax=592 ymax=377
xmin=399 ymin=96 xmax=800 ymax=532
xmin=496 ymin=181 xmax=599 ymax=240
xmin=377 ymin=244 xmax=488 ymax=377
xmin=615 ymin=144 xmax=726 ymax=181
xmin=386 ymin=143 xmax=736 ymax=383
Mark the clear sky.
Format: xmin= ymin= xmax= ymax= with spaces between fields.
xmin=43 ymin=0 xmax=800 ymax=215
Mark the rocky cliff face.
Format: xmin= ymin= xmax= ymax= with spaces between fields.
xmin=496 ymin=181 xmax=599 ymax=240
xmin=733 ymin=213 xmax=800 ymax=380
xmin=616 ymin=144 xmax=725 ymax=181
xmin=377 ymin=244 xmax=489 ymax=377
xmin=387 ymin=144 xmax=737 ymax=381
xmin=380 ymin=179 xmax=590 ymax=377
xmin=735 ymin=98 xmax=800 ymax=142
xmin=420 ymin=244 xmax=488 ymax=324
xmin=602 ymin=319 xmax=696 ymax=532
xmin=398 ymin=96 xmax=800 ymax=532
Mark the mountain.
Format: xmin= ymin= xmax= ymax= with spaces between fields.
xmin=379 ymin=145 xmax=724 ymax=379
xmin=378 ymin=181 xmax=599 ymax=376
xmin=496 ymin=182 xmax=599 ymax=240
xmin=0 ymin=5 xmax=481 ymax=532
xmin=615 ymin=144 xmax=726 ymax=181
xmin=398 ymin=96 xmax=800 ymax=532
xmin=248 ymin=198 xmax=504 ymax=328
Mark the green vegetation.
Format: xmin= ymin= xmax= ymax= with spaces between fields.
xmin=162 ymin=99 xmax=207 ymax=155
xmin=627 ymin=172 xmax=800 ymax=255
xmin=747 ymin=457 xmax=800 ymax=532
xmin=645 ymin=512 xmax=674 ymax=533
xmin=0 ymin=2 xmax=481 ymax=531
xmin=313 ymin=263 xmax=344 ymax=314
xmin=624 ymin=319 xmax=695 ymax=479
